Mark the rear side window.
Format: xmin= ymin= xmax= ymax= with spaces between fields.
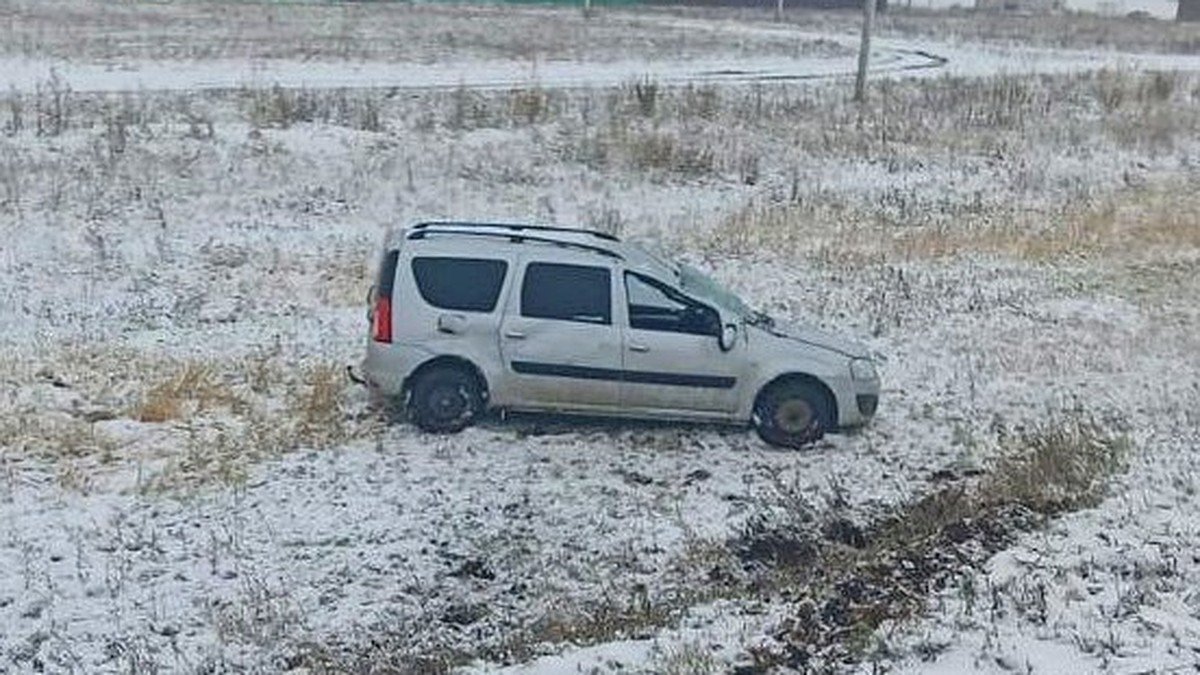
xmin=411 ymin=257 xmax=508 ymax=312
xmin=521 ymin=263 xmax=611 ymax=325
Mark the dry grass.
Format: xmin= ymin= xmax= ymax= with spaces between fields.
xmin=983 ymin=417 xmax=1129 ymax=514
xmin=664 ymin=69 xmax=1200 ymax=261
xmin=0 ymin=346 xmax=372 ymax=494
xmin=293 ymin=364 xmax=349 ymax=449
xmin=705 ymin=178 xmax=1200 ymax=264
xmin=0 ymin=414 xmax=119 ymax=465
xmin=894 ymin=182 xmax=1200 ymax=261
xmin=522 ymin=594 xmax=675 ymax=650
xmin=295 ymin=583 xmax=710 ymax=674
xmin=209 ymin=574 xmax=304 ymax=648
xmin=0 ymin=2 xmax=850 ymax=64
xmin=876 ymin=10 xmax=1200 ymax=55
xmin=318 ymin=255 xmax=371 ymax=307
xmin=653 ymin=641 xmax=723 ymax=675
xmin=142 ymin=361 xmax=370 ymax=494
xmin=133 ymin=362 xmax=242 ymax=423
xmin=1 ymin=70 xmax=1193 ymax=239
xmin=738 ymin=415 xmax=1129 ymax=670
xmin=627 ymin=130 xmax=717 ymax=177
xmin=243 ymin=85 xmax=385 ymax=133
xmin=880 ymin=416 xmax=1128 ymax=548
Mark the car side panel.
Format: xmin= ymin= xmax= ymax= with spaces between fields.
xmin=361 ymin=244 xmax=513 ymax=401
xmin=734 ymin=346 xmax=876 ymax=428
xmin=492 ymin=256 xmax=624 ymax=411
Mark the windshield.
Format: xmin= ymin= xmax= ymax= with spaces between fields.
xmin=678 ymin=264 xmax=753 ymax=320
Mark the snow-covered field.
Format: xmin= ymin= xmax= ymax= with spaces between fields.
xmin=1 ymin=1 xmax=1199 ymax=673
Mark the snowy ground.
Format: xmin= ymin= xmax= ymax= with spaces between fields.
xmin=1 ymin=2 xmax=1200 ymax=673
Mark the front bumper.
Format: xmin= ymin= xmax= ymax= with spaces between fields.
xmin=832 ymin=371 xmax=880 ymax=428
xmin=856 ymin=393 xmax=879 ymax=418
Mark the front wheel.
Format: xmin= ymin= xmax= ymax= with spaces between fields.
xmin=408 ymin=366 xmax=483 ymax=433
xmin=753 ymin=380 xmax=834 ymax=449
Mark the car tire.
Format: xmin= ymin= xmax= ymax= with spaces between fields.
xmin=754 ymin=380 xmax=833 ymax=449
xmin=408 ymin=366 xmax=483 ymax=433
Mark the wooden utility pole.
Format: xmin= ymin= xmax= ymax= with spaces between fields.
xmin=775 ymin=0 xmax=784 ymax=22
xmin=584 ymin=0 xmax=592 ymax=19
xmin=854 ymin=0 xmax=876 ymax=103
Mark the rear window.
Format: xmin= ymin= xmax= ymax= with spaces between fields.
xmin=411 ymin=257 xmax=508 ymax=312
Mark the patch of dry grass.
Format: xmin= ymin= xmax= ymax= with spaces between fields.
xmin=133 ymin=362 xmax=242 ymax=423
xmin=900 ymin=182 xmax=1200 ymax=261
xmin=652 ymin=641 xmax=723 ymax=675
xmin=0 ymin=346 xmax=373 ymax=494
xmin=731 ymin=415 xmax=1128 ymax=670
xmin=318 ymin=254 xmax=371 ymax=308
xmin=984 ymin=417 xmax=1129 ymax=514
xmin=293 ymin=363 xmax=350 ymax=449
xmin=705 ymin=178 xmax=1200 ymax=264
xmin=208 ymin=574 xmax=304 ymax=648
xmin=876 ymin=10 xmax=1200 ymax=55
xmin=294 ymin=589 xmax=695 ymax=675
xmin=0 ymin=414 xmax=119 ymax=465
xmin=142 ymin=361 xmax=371 ymax=494
xmin=243 ymin=85 xmax=385 ymax=133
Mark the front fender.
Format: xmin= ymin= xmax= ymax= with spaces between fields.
xmin=736 ymin=327 xmax=857 ymax=424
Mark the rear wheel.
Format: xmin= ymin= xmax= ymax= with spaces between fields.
xmin=408 ymin=366 xmax=483 ymax=433
xmin=753 ymin=380 xmax=834 ymax=449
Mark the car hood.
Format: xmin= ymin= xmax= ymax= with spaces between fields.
xmin=752 ymin=321 xmax=870 ymax=360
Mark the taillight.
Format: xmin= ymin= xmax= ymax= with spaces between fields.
xmin=372 ymin=249 xmax=400 ymax=344
xmin=372 ymin=297 xmax=393 ymax=343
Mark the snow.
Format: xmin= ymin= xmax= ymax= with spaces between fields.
xmin=7 ymin=11 xmax=1200 ymax=95
xmin=2 ymin=1 xmax=1200 ymax=672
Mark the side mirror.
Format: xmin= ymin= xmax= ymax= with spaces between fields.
xmin=718 ymin=322 xmax=738 ymax=352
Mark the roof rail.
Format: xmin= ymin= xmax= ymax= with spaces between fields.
xmin=406 ymin=228 xmax=624 ymax=260
xmin=412 ymin=221 xmax=620 ymax=242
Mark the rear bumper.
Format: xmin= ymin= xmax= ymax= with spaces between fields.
xmin=360 ymin=342 xmax=410 ymax=397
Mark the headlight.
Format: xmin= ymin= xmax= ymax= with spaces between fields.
xmin=850 ymin=358 xmax=878 ymax=381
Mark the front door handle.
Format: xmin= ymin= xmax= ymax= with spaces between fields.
xmin=504 ymin=330 xmax=527 ymax=339
xmin=628 ymin=343 xmax=649 ymax=352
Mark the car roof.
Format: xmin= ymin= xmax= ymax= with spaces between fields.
xmin=387 ymin=221 xmax=680 ymax=281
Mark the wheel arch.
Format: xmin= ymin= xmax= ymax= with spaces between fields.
xmin=403 ymin=355 xmax=490 ymax=404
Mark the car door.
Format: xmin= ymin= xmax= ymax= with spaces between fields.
xmin=497 ymin=259 xmax=622 ymax=411
xmin=619 ymin=272 xmax=744 ymax=415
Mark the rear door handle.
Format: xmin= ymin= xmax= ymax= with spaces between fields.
xmin=628 ymin=343 xmax=649 ymax=352
xmin=504 ymin=330 xmax=527 ymax=339
xmin=437 ymin=314 xmax=467 ymax=334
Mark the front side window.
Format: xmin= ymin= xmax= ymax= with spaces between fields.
xmin=626 ymin=272 xmax=719 ymax=336
xmin=412 ymin=257 xmax=508 ymax=312
xmin=521 ymin=263 xmax=611 ymax=324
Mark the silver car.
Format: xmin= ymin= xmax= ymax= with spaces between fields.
xmin=359 ymin=222 xmax=879 ymax=448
